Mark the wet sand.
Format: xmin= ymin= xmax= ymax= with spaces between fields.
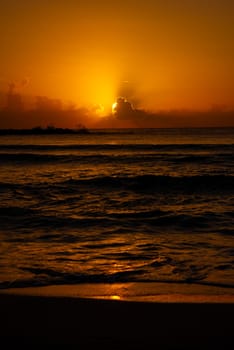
xmin=0 ymin=283 xmax=234 ymax=349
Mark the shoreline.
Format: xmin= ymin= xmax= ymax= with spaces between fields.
xmin=1 ymin=283 xmax=233 ymax=348
xmin=1 ymin=281 xmax=234 ymax=303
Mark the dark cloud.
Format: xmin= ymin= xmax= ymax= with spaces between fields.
xmin=117 ymin=79 xmax=142 ymax=109
xmin=7 ymin=77 xmax=30 ymax=95
xmin=112 ymin=97 xmax=134 ymax=119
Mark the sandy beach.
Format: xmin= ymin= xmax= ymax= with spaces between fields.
xmin=0 ymin=283 xmax=233 ymax=349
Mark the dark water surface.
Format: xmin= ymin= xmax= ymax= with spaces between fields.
xmin=0 ymin=128 xmax=233 ymax=290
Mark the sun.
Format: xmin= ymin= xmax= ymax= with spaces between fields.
xmin=112 ymin=102 xmax=118 ymax=114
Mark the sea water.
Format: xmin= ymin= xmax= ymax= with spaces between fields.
xmin=0 ymin=128 xmax=233 ymax=289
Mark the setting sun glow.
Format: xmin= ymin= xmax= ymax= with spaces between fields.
xmin=0 ymin=1 xmax=234 ymax=128
xmin=112 ymin=102 xmax=118 ymax=114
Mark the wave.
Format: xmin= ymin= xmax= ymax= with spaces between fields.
xmin=0 ymin=153 xmax=233 ymax=168
xmin=1 ymin=269 xmax=234 ymax=290
xmin=1 ymin=174 xmax=234 ymax=193
xmin=62 ymin=174 xmax=234 ymax=192
xmin=0 ymin=206 xmax=36 ymax=216
xmin=0 ymin=143 xmax=233 ymax=152
xmin=1 ymin=204 xmax=233 ymax=236
xmin=0 ymin=152 xmax=72 ymax=163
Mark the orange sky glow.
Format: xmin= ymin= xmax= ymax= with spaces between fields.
xmin=0 ymin=0 xmax=234 ymax=128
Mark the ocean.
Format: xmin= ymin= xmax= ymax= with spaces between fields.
xmin=0 ymin=127 xmax=234 ymax=290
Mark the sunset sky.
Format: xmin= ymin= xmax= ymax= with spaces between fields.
xmin=1 ymin=0 xmax=234 ymax=123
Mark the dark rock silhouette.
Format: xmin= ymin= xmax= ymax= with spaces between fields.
xmin=0 ymin=125 xmax=90 ymax=135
